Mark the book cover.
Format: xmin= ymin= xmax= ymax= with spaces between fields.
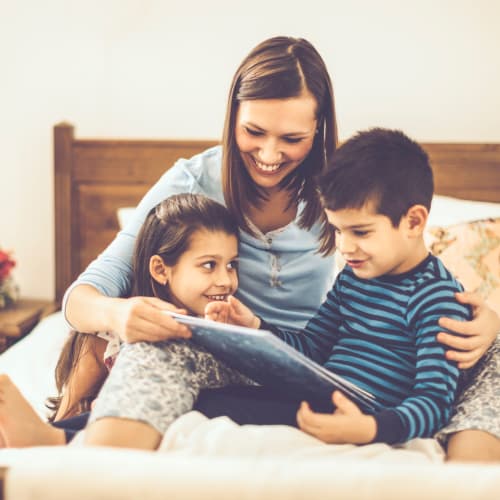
xmin=166 ymin=312 xmax=381 ymax=412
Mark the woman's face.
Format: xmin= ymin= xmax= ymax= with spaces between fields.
xmin=235 ymin=92 xmax=318 ymax=193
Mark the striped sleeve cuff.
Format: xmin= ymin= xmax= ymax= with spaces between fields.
xmin=374 ymin=410 xmax=406 ymax=444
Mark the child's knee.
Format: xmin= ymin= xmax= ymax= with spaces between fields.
xmin=447 ymin=430 xmax=500 ymax=462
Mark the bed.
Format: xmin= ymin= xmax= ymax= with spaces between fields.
xmin=0 ymin=123 xmax=499 ymax=499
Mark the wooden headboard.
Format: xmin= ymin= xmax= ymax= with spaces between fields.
xmin=53 ymin=123 xmax=217 ymax=303
xmin=53 ymin=122 xmax=500 ymax=304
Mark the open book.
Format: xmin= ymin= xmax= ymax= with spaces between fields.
xmin=165 ymin=312 xmax=381 ymax=412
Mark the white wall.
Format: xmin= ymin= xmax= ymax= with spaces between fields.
xmin=1 ymin=0 xmax=499 ymax=300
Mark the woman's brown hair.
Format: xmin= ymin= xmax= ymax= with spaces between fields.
xmin=221 ymin=36 xmax=338 ymax=254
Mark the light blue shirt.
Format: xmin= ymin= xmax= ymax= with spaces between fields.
xmin=64 ymin=146 xmax=335 ymax=329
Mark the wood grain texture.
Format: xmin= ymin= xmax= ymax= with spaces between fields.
xmin=53 ymin=123 xmax=217 ymax=303
xmin=53 ymin=123 xmax=500 ymax=304
xmin=425 ymin=143 xmax=500 ymax=202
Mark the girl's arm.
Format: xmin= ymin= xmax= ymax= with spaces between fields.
xmin=438 ymin=292 xmax=500 ymax=369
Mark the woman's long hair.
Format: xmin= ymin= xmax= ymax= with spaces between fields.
xmin=221 ymin=36 xmax=338 ymax=254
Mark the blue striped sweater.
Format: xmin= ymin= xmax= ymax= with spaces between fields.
xmin=266 ymin=254 xmax=470 ymax=444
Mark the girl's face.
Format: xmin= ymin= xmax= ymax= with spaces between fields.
xmin=235 ymin=92 xmax=318 ymax=193
xmin=166 ymin=229 xmax=239 ymax=317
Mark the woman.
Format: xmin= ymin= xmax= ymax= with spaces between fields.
xmin=64 ymin=36 xmax=499 ymax=460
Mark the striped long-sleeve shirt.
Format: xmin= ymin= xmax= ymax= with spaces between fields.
xmin=265 ymin=254 xmax=470 ymax=444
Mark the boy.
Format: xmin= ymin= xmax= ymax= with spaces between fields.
xmin=206 ymin=128 xmax=470 ymax=445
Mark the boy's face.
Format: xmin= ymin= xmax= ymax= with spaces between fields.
xmin=325 ymin=203 xmax=423 ymax=280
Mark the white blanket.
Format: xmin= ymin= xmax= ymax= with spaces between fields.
xmin=2 ymin=413 xmax=500 ymax=500
xmin=1 ymin=312 xmax=500 ymax=499
xmin=160 ymin=410 xmax=444 ymax=462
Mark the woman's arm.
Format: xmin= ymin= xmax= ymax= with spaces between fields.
xmin=66 ymin=285 xmax=190 ymax=343
xmin=64 ymin=148 xmax=221 ymax=341
xmin=438 ymin=292 xmax=500 ymax=369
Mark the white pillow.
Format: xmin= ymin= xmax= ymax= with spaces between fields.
xmin=117 ymin=207 xmax=135 ymax=229
xmin=428 ymin=195 xmax=500 ymax=227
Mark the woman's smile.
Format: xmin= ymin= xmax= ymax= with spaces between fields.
xmin=235 ymin=95 xmax=317 ymax=190
xmin=253 ymin=158 xmax=282 ymax=174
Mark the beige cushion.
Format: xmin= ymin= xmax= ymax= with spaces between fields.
xmin=426 ymin=217 xmax=500 ymax=311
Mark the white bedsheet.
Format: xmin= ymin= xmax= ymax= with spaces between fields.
xmin=1 ymin=312 xmax=499 ymax=500
xmin=0 ymin=311 xmax=67 ymax=418
xmin=2 ymin=414 xmax=499 ymax=499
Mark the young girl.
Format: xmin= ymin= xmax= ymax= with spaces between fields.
xmin=0 ymin=193 xmax=251 ymax=447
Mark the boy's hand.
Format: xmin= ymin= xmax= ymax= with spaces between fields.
xmin=204 ymin=296 xmax=260 ymax=329
xmin=297 ymin=391 xmax=377 ymax=445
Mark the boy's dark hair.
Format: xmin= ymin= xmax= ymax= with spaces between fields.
xmin=317 ymin=128 xmax=434 ymax=227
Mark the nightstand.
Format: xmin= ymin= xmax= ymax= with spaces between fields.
xmin=0 ymin=299 xmax=59 ymax=353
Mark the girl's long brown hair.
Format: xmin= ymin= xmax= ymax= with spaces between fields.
xmin=47 ymin=194 xmax=239 ymax=421
xmin=46 ymin=331 xmax=108 ymax=421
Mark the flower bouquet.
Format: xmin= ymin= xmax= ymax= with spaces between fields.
xmin=0 ymin=248 xmax=19 ymax=309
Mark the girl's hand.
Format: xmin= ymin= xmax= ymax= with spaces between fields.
xmin=438 ymin=292 xmax=500 ymax=369
xmin=205 ymin=296 xmax=260 ymax=329
xmin=111 ymin=297 xmax=191 ymax=343
xmin=297 ymin=391 xmax=377 ymax=445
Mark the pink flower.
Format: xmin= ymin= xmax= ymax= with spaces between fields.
xmin=0 ymin=249 xmax=16 ymax=282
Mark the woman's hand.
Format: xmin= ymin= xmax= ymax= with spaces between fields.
xmin=205 ymin=296 xmax=260 ymax=329
xmin=65 ymin=284 xmax=191 ymax=343
xmin=438 ymin=292 xmax=500 ymax=369
xmin=111 ymin=297 xmax=191 ymax=343
xmin=297 ymin=391 xmax=377 ymax=445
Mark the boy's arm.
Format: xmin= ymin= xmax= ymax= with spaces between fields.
xmin=373 ymin=278 xmax=470 ymax=444
xmin=258 ymin=288 xmax=342 ymax=365
xmin=206 ymin=275 xmax=346 ymax=365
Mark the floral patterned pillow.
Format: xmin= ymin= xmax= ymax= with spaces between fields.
xmin=425 ymin=218 xmax=500 ymax=311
